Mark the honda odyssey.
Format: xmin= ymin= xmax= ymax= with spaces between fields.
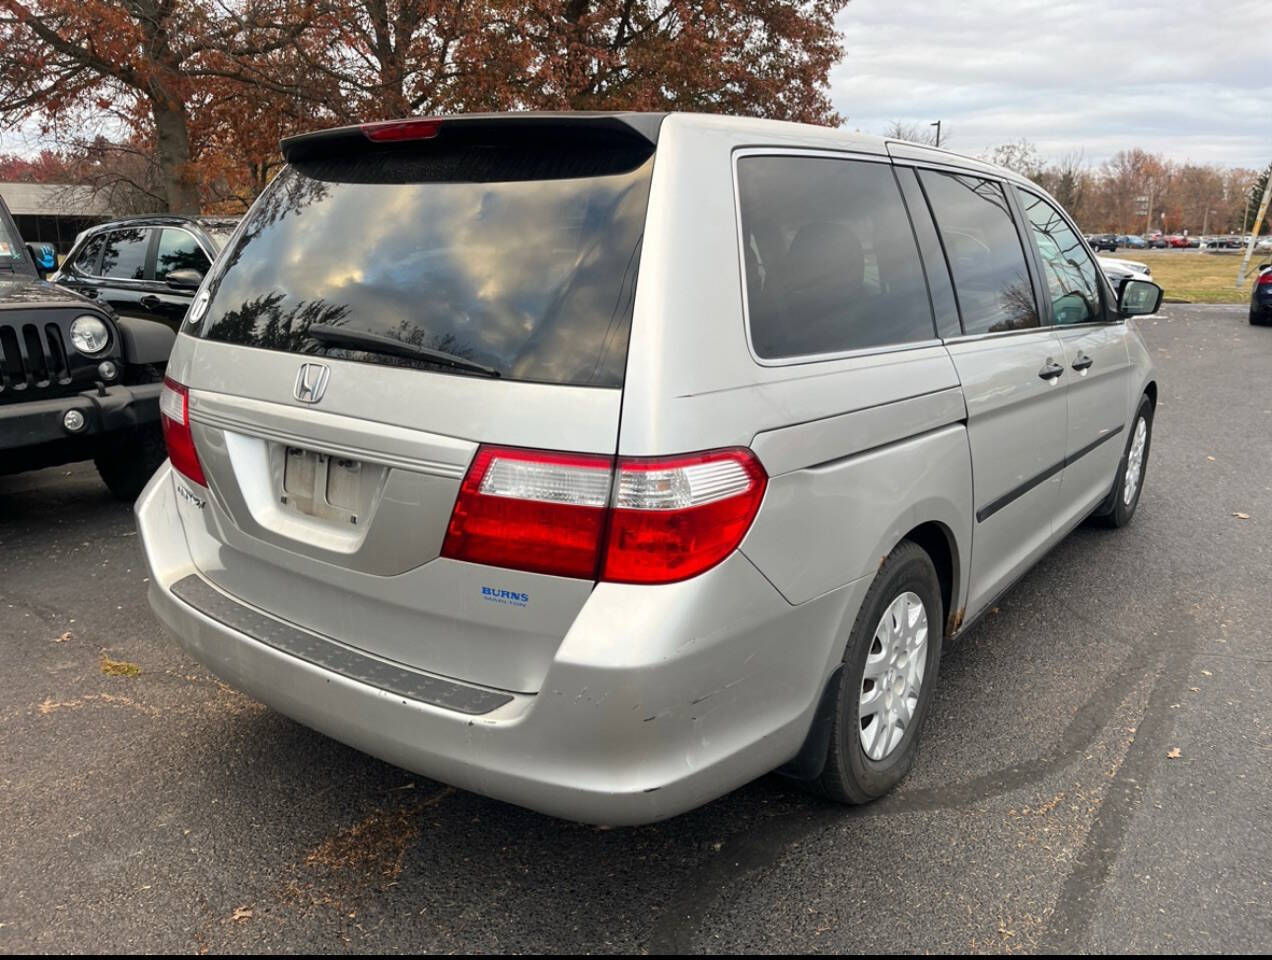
xmin=136 ymin=112 xmax=1161 ymax=824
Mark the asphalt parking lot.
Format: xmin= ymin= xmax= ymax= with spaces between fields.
xmin=2 ymin=304 xmax=1269 ymax=953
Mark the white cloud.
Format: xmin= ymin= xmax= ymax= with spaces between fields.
xmin=831 ymin=0 xmax=1272 ymax=168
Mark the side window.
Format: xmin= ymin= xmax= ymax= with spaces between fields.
xmin=73 ymin=234 xmax=105 ymax=275
xmin=154 ymin=228 xmax=210 ymax=281
xmin=895 ymin=167 xmax=961 ymax=338
xmin=919 ymin=171 xmax=1040 ymax=335
xmin=1018 ymin=190 xmax=1104 ymax=325
xmin=99 ymin=228 xmax=150 ymax=280
xmin=737 ymin=155 xmax=936 ymax=359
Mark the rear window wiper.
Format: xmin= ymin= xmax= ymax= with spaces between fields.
xmin=306 ymin=324 xmax=501 ymax=378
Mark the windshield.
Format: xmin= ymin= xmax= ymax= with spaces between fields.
xmin=0 ymin=202 xmax=30 ymax=270
xmin=204 ymin=227 xmax=237 ymax=252
xmin=199 ymin=151 xmax=653 ymax=388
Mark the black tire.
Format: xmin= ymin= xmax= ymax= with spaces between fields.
xmin=812 ymin=540 xmax=944 ymax=804
xmin=1091 ymin=393 xmax=1154 ymax=528
xmin=95 ymin=423 xmax=167 ymax=501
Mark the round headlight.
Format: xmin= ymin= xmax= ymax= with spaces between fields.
xmin=69 ymin=315 xmax=110 ymax=355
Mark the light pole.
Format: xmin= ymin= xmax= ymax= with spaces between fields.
xmin=930 ymin=121 xmax=941 ymax=148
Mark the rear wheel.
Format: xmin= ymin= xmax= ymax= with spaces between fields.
xmin=812 ymin=540 xmax=943 ymax=804
xmin=95 ymin=424 xmax=166 ymax=501
xmin=1092 ymin=394 xmax=1153 ymax=528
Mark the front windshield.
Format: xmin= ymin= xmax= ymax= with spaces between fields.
xmin=0 ymin=205 xmax=28 ymax=268
xmin=203 ymin=226 xmax=238 ymax=252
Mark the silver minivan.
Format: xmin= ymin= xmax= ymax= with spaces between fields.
xmin=136 ymin=112 xmax=1161 ymax=824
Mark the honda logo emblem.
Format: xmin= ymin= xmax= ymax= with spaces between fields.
xmin=293 ymin=363 xmax=330 ymax=404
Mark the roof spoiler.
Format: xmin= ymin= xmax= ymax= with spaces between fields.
xmin=280 ymin=112 xmax=666 ymax=165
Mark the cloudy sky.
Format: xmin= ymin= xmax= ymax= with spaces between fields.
xmin=831 ymin=0 xmax=1270 ymax=169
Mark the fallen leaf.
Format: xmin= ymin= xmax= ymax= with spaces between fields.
xmin=1189 ymin=686 xmax=1200 ymax=692
xmin=54 ymin=631 xmax=72 ymax=643
xmin=1206 ymin=456 xmax=1216 ymax=462
xmin=230 ymin=906 xmax=253 ymax=922
xmin=100 ymin=655 xmax=141 ymax=678
xmin=1166 ymin=747 xmax=1181 ymax=759
xmin=1201 ymin=670 xmax=1213 ymax=677
xmin=1232 ymin=512 xmax=1250 ymax=520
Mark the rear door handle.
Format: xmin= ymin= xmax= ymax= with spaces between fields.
xmin=139 ymin=295 xmax=162 ymax=310
xmin=1072 ymin=352 xmax=1094 ymax=371
xmin=1038 ymin=358 xmax=1065 ymax=381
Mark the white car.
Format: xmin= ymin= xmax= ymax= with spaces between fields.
xmin=1098 ymin=255 xmax=1151 ymax=288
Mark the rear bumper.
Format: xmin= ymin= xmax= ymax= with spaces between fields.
xmin=136 ymin=464 xmax=865 ymax=824
xmin=0 ymin=381 xmax=161 ymax=450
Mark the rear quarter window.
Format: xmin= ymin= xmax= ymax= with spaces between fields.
xmin=736 ymin=155 xmax=936 ymax=360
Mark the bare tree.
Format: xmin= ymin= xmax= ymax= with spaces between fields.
xmin=883 ymin=120 xmax=948 ymax=147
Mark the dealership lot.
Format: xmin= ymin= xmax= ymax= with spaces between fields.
xmin=1 ymin=304 xmax=1269 ymax=953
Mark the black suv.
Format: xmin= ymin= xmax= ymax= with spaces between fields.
xmin=1088 ymin=233 xmax=1119 ymax=251
xmin=1 ymin=194 xmax=176 ymax=497
xmin=51 ymin=214 xmax=238 ymax=330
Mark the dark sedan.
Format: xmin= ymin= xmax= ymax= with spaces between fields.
xmin=1251 ymin=264 xmax=1272 ymax=326
xmin=1089 ymin=233 xmax=1119 ymax=251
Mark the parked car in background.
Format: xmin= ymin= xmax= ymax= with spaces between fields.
xmin=1148 ymin=234 xmax=1169 ymax=249
xmin=1121 ymin=235 xmax=1148 ymax=249
xmin=1252 ymin=264 xmax=1272 ymax=326
xmin=1255 ymin=237 xmax=1272 ymax=253
xmin=1165 ymin=235 xmax=1189 ymax=248
xmin=1 ymin=191 xmax=175 ymax=497
xmin=1098 ymin=256 xmax=1152 ymax=288
xmin=137 ymin=112 xmax=1163 ymax=824
xmin=1089 ymin=233 xmax=1118 ymax=251
xmin=1185 ymin=235 xmax=1200 ymax=248
xmin=52 ymin=215 xmax=239 ymax=331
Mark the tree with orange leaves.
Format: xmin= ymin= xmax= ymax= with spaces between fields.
xmin=1 ymin=0 xmax=851 ymax=212
xmin=0 ymin=0 xmax=320 ymax=212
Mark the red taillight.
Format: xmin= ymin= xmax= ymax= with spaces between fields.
xmin=440 ymin=446 xmax=767 ymax=584
xmin=361 ymin=118 xmax=442 ymax=143
xmin=602 ymin=450 xmax=767 ymax=584
xmin=440 ymin=446 xmax=613 ymax=579
xmin=1258 ymin=271 xmax=1272 ymax=286
xmin=159 ymin=377 xmax=206 ymax=487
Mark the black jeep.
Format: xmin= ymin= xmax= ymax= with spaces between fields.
xmin=1 ymin=192 xmax=174 ymax=498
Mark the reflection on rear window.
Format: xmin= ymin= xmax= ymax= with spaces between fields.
xmin=200 ymin=155 xmax=653 ymax=387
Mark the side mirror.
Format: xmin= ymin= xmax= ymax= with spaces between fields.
xmin=26 ymin=242 xmax=55 ymax=278
xmin=165 ymin=267 xmax=204 ymax=290
xmin=1117 ymin=278 xmax=1163 ymax=317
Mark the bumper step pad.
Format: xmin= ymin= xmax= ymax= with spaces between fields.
xmin=170 ymin=574 xmax=513 ymax=715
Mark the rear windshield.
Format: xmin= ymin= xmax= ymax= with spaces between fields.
xmin=199 ymin=147 xmax=653 ymax=387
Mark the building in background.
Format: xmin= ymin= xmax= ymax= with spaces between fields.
xmin=0 ymin=182 xmax=114 ymax=254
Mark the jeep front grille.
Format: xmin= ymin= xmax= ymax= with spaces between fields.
xmin=0 ymin=321 xmax=72 ymax=400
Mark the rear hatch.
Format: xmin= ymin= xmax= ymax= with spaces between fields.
xmin=173 ymin=115 xmax=657 ymax=694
